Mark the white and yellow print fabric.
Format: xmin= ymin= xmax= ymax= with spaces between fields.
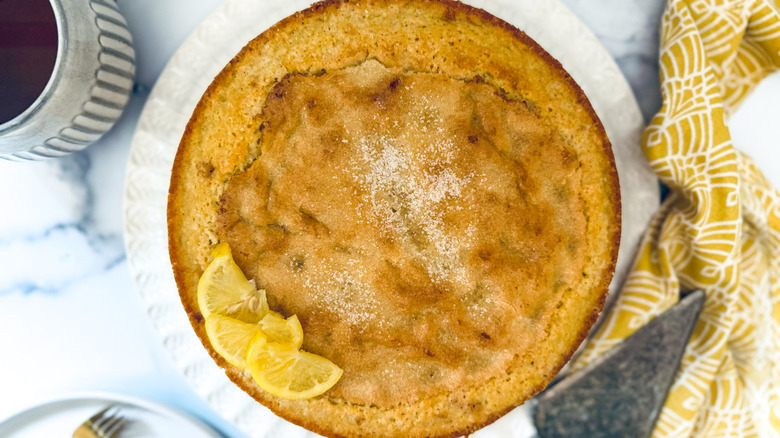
xmin=571 ymin=0 xmax=780 ymax=436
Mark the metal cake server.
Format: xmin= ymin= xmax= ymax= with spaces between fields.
xmin=533 ymin=289 xmax=705 ymax=438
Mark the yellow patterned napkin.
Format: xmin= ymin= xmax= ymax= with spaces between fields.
xmin=571 ymin=0 xmax=780 ymax=436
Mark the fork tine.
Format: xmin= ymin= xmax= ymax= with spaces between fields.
xmin=102 ymin=417 xmax=128 ymax=438
xmin=90 ymin=406 xmax=119 ymax=431
xmin=86 ymin=406 xmax=112 ymax=424
xmin=95 ymin=415 xmax=122 ymax=437
xmin=100 ymin=412 xmax=122 ymax=430
xmin=74 ymin=405 xmax=129 ymax=438
xmin=96 ymin=415 xmax=124 ymax=438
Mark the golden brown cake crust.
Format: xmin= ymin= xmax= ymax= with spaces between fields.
xmin=168 ymin=1 xmax=620 ymax=437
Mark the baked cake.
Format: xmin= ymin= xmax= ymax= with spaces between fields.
xmin=167 ymin=0 xmax=621 ymax=436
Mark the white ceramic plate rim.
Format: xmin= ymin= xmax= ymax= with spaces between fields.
xmin=123 ymin=0 xmax=659 ymax=436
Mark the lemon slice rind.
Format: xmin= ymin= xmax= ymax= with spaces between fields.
xmin=246 ymin=339 xmax=342 ymax=400
xmin=197 ymin=242 xmax=269 ymax=323
xmin=204 ymin=313 xmax=263 ymax=368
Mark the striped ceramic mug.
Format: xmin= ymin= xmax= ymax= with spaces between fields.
xmin=0 ymin=0 xmax=135 ymax=160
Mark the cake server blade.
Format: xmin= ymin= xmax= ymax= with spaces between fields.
xmin=532 ymin=289 xmax=705 ymax=438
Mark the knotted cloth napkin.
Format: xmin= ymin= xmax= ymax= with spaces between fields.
xmin=571 ymin=0 xmax=780 ymax=436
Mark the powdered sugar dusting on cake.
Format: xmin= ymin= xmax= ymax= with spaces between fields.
xmin=297 ymin=255 xmax=380 ymax=327
xmin=292 ymin=87 xmax=478 ymax=325
xmin=347 ymin=93 xmax=475 ymax=286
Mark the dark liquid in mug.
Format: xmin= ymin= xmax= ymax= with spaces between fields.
xmin=0 ymin=0 xmax=58 ymax=124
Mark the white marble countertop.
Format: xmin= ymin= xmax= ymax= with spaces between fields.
xmin=0 ymin=0 xmax=777 ymax=436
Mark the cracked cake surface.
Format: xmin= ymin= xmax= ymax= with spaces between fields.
xmin=168 ymin=1 xmax=620 ymax=436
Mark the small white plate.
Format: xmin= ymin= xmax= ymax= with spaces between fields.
xmin=0 ymin=392 xmax=222 ymax=438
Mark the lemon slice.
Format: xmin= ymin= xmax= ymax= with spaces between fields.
xmin=246 ymin=339 xmax=343 ymax=400
xmin=204 ymin=314 xmax=265 ymax=368
xmin=259 ymin=312 xmax=304 ymax=349
xmin=197 ymin=242 xmax=269 ymax=323
xmin=199 ymin=242 xmax=342 ymax=399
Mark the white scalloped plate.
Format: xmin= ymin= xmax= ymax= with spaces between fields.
xmin=123 ymin=0 xmax=659 ymax=436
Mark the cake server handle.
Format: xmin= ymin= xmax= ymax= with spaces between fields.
xmin=532 ymin=289 xmax=705 ymax=438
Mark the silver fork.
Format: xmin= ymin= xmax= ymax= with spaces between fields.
xmin=72 ymin=405 xmax=128 ymax=438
